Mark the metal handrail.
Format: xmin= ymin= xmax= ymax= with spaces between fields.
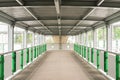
xmin=75 ymin=43 xmax=120 ymax=55
xmin=0 ymin=44 xmax=44 ymax=55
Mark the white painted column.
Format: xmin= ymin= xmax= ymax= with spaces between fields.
xmin=23 ymin=29 xmax=27 ymax=48
xmin=106 ymin=22 xmax=112 ymax=51
xmin=85 ymin=32 xmax=88 ymax=47
xmin=8 ymin=23 xmax=15 ymax=51
xmin=93 ymin=28 xmax=97 ymax=48
xmin=33 ymin=32 xmax=35 ymax=46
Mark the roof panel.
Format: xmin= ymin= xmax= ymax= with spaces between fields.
xmin=23 ymin=21 xmax=39 ymax=26
xmin=105 ymin=0 xmax=120 ymax=2
xmin=0 ymin=7 xmax=34 ymax=19
xmin=41 ymin=20 xmax=58 ymax=26
xmin=61 ymin=6 xmax=90 ymax=20
xmin=80 ymin=21 xmax=98 ymax=26
xmin=87 ymin=8 xmax=120 ymax=20
xmin=30 ymin=6 xmax=56 ymax=18
xmin=61 ymin=20 xmax=77 ymax=26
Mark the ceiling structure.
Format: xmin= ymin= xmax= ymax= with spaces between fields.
xmin=0 ymin=0 xmax=120 ymax=35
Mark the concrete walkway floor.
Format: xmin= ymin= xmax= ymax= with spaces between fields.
xmin=11 ymin=50 xmax=108 ymax=80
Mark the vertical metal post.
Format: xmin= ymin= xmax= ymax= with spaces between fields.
xmin=12 ymin=51 xmax=16 ymax=74
xmin=34 ymin=46 xmax=36 ymax=58
xmin=0 ymin=55 xmax=4 ymax=80
xmin=116 ymin=55 xmax=120 ymax=80
xmin=93 ymin=28 xmax=97 ymax=49
xmin=84 ymin=46 xmax=86 ymax=58
xmin=82 ymin=45 xmax=84 ymax=57
xmin=91 ymin=48 xmax=94 ymax=63
xmin=8 ymin=23 xmax=15 ymax=51
xmin=26 ymin=48 xmax=29 ymax=64
xmin=106 ymin=22 xmax=112 ymax=51
xmin=23 ymin=29 xmax=27 ymax=48
xmin=96 ymin=49 xmax=100 ymax=69
xmin=33 ymin=32 xmax=35 ymax=47
xmin=37 ymin=46 xmax=39 ymax=57
xmin=31 ymin=47 xmax=33 ymax=62
xmin=87 ymin=47 xmax=90 ymax=62
xmin=104 ymin=51 xmax=108 ymax=73
xmin=20 ymin=50 xmax=24 ymax=69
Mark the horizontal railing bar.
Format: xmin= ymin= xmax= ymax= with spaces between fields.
xmin=0 ymin=44 xmax=45 ymax=55
xmin=75 ymin=44 xmax=120 ymax=55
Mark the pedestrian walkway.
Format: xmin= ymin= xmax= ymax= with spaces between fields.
xmin=11 ymin=50 xmax=108 ymax=80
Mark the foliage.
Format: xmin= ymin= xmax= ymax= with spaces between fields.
xmin=14 ymin=34 xmax=23 ymax=43
xmin=113 ymin=27 xmax=120 ymax=39
xmin=27 ymin=33 xmax=33 ymax=43
xmin=97 ymin=27 xmax=106 ymax=40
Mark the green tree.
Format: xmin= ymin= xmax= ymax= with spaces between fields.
xmin=114 ymin=27 xmax=120 ymax=39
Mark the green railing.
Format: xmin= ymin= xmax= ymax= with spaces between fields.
xmin=0 ymin=44 xmax=47 ymax=80
xmin=74 ymin=43 xmax=120 ymax=80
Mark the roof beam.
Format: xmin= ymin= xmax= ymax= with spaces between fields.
xmin=15 ymin=0 xmax=52 ymax=34
xmin=1 ymin=1 xmax=120 ymax=9
xmin=16 ymin=18 xmax=103 ymax=22
xmin=28 ymin=25 xmax=92 ymax=28
xmin=67 ymin=0 xmax=105 ymax=34
xmin=54 ymin=0 xmax=61 ymax=36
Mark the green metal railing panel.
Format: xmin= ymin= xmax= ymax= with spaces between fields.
xmin=0 ymin=55 xmax=4 ymax=80
xmin=84 ymin=46 xmax=86 ymax=58
xmin=12 ymin=51 xmax=16 ymax=73
xmin=0 ymin=44 xmax=47 ymax=80
xmin=34 ymin=47 xmax=36 ymax=58
xmin=96 ymin=49 xmax=100 ymax=69
xmin=87 ymin=47 xmax=90 ymax=62
xmin=81 ymin=45 xmax=82 ymax=55
xmin=36 ymin=46 xmax=38 ymax=57
xmin=79 ymin=45 xmax=81 ymax=55
xmin=20 ymin=50 xmax=24 ymax=69
xmin=104 ymin=51 xmax=108 ymax=73
xmin=91 ymin=48 xmax=94 ymax=63
xmin=31 ymin=47 xmax=33 ymax=62
xmin=116 ymin=55 xmax=120 ymax=80
xmin=45 ymin=44 xmax=47 ymax=51
xmin=82 ymin=46 xmax=83 ymax=57
xmin=26 ymin=48 xmax=29 ymax=64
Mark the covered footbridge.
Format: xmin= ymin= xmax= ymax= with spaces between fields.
xmin=0 ymin=0 xmax=120 ymax=80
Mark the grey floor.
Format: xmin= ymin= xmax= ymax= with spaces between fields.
xmin=11 ymin=50 xmax=109 ymax=80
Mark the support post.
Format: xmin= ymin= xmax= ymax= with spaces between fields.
xmin=0 ymin=55 xmax=4 ymax=80
xmin=8 ymin=23 xmax=15 ymax=51
xmin=87 ymin=47 xmax=90 ymax=62
xmin=116 ymin=55 xmax=120 ymax=80
xmin=12 ymin=51 xmax=16 ymax=74
xmin=26 ymin=48 xmax=29 ymax=64
xmin=23 ymin=29 xmax=28 ymax=48
xmin=34 ymin=46 xmax=36 ymax=58
xmin=93 ymin=28 xmax=97 ymax=49
xmin=106 ymin=22 xmax=112 ymax=51
xmin=20 ymin=50 xmax=23 ymax=69
xmin=31 ymin=47 xmax=33 ymax=62
xmin=91 ymin=48 xmax=94 ymax=63
xmin=96 ymin=49 xmax=100 ymax=69
xmin=104 ymin=51 xmax=108 ymax=73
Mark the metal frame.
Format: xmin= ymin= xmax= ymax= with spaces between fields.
xmin=15 ymin=0 xmax=52 ymax=34
xmin=68 ymin=0 xmax=105 ymax=34
xmin=0 ymin=1 xmax=120 ymax=9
